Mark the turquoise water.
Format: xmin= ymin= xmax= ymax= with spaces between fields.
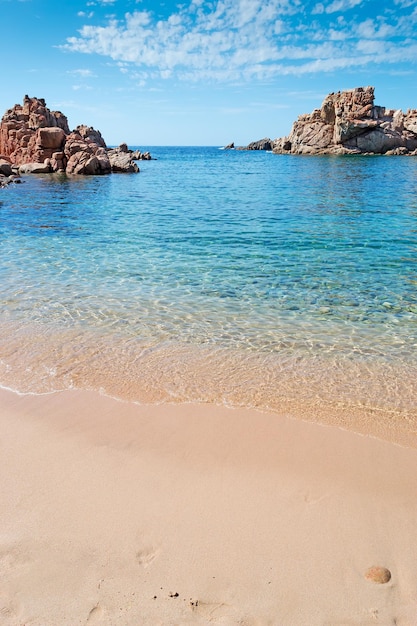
xmin=1 ymin=147 xmax=417 ymax=434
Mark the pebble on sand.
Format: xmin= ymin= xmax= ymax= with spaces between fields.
xmin=364 ymin=566 xmax=391 ymax=584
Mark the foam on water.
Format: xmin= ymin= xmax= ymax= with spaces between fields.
xmin=1 ymin=148 xmax=417 ymax=439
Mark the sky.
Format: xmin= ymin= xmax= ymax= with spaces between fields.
xmin=1 ymin=0 xmax=417 ymax=146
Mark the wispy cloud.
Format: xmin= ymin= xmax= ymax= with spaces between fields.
xmin=62 ymin=0 xmax=417 ymax=82
xmin=394 ymin=0 xmax=417 ymax=7
xmin=68 ymin=68 xmax=96 ymax=78
xmin=313 ymin=0 xmax=364 ymax=14
xmin=87 ymin=0 xmax=116 ymax=5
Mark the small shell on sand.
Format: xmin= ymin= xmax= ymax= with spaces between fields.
xmin=364 ymin=566 xmax=391 ymax=584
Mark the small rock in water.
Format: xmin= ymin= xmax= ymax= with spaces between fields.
xmin=319 ymin=306 xmax=331 ymax=314
xmin=382 ymin=302 xmax=393 ymax=309
xmin=364 ymin=566 xmax=391 ymax=584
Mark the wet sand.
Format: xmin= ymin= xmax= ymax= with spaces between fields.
xmin=1 ymin=387 xmax=417 ymax=625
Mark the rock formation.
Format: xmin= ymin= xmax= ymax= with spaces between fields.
xmin=238 ymin=138 xmax=274 ymax=151
xmin=225 ymin=139 xmax=272 ymax=151
xmin=106 ymin=143 xmax=155 ymax=173
xmin=0 ymin=95 xmax=143 ymax=175
xmin=271 ymin=87 xmax=417 ymax=155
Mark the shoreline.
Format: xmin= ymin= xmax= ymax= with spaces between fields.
xmin=2 ymin=386 xmax=417 ymax=624
xmin=1 ymin=317 xmax=417 ymax=452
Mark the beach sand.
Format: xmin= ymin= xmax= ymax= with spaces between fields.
xmin=1 ymin=387 xmax=417 ymax=625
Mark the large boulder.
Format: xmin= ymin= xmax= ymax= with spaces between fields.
xmin=66 ymin=153 xmax=101 ymax=176
xmin=50 ymin=151 xmax=66 ymax=172
xmin=19 ymin=161 xmax=52 ymax=174
xmin=74 ymin=124 xmax=107 ymax=148
xmin=0 ymin=159 xmax=13 ymax=176
xmin=404 ymin=111 xmax=417 ymax=135
xmin=37 ymin=127 xmax=66 ymax=150
xmin=271 ymin=87 xmax=417 ymax=155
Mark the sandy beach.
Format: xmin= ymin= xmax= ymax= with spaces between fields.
xmin=1 ymin=388 xmax=417 ymax=625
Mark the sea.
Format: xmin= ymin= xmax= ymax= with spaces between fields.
xmin=1 ymin=147 xmax=417 ymax=439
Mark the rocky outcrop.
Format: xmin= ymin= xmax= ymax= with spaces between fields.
xmin=131 ymin=149 xmax=153 ymax=161
xmin=231 ymin=138 xmax=273 ymax=151
xmin=0 ymin=96 xmax=143 ymax=175
xmin=272 ymin=87 xmax=417 ymax=155
xmin=107 ymin=145 xmax=138 ymax=173
xmin=238 ymin=138 xmax=273 ymax=151
xmin=111 ymin=143 xmax=153 ymax=162
xmin=0 ymin=96 xmax=70 ymax=167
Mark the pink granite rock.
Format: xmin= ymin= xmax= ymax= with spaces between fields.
xmin=272 ymin=87 xmax=417 ymax=155
xmin=37 ymin=127 xmax=66 ymax=150
xmin=107 ymin=146 xmax=140 ymax=173
xmin=0 ymin=96 xmax=141 ymax=175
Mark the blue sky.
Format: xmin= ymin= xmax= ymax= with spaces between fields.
xmin=1 ymin=0 xmax=417 ymax=145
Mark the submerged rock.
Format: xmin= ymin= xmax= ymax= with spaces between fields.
xmin=0 ymin=174 xmax=22 ymax=188
xmin=0 ymin=158 xmax=22 ymax=187
xmin=0 ymin=96 xmax=146 ymax=176
xmin=271 ymin=87 xmax=417 ymax=155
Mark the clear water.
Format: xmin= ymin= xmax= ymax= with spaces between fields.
xmin=1 ymin=147 xmax=417 ymax=435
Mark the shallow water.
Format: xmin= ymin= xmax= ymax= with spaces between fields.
xmin=1 ymin=148 xmax=417 ymax=437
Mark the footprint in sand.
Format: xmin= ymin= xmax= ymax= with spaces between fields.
xmin=136 ymin=546 xmax=160 ymax=568
xmin=302 ymin=490 xmax=329 ymax=504
xmin=0 ymin=543 xmax=30 ymax=570
xmin=189 ymin=600 xmax=230 ymax=619
xmin=87 ymin=604 xmax=103 ymax=623
xmin=189 ymin=599 xmax=268 ymax=625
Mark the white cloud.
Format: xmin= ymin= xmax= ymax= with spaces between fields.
xmin=87 ymin=0 xmax=115 ymax=5
xmin=394 ymin=0 xmax=417 ymax=6
xmin=63 ymin=0 xmax=417 ymax=82
xmin=68 ymin=68 xmax=96 ymax=77
xmin=322 ymin=0 xmax=363 ymax=13
xmin=357 ymin=18 xmax=394 ymax=39
xmin=356 ymin=39 xmax=386 ymax=54
xmin=312 ymin=0 xmax=362 ymax=13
